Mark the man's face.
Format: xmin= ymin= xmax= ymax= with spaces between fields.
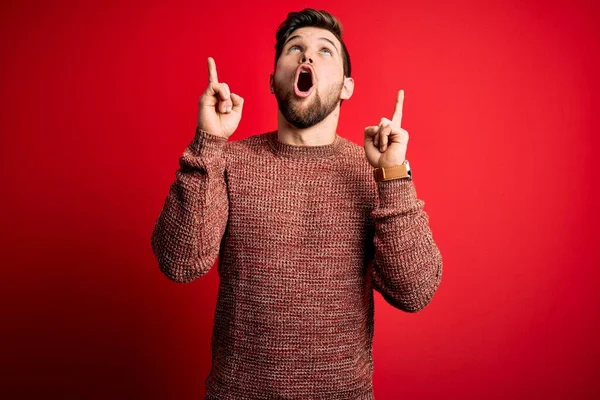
xmin=271 ymin=27 xmax=353 ymax=129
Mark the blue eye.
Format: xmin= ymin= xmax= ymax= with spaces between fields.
xmin=321 ymin=48 xmax=332 ymax=55
xmin=289 ymin=45 xmax=300 ymax=52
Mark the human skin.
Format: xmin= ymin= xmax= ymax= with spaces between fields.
xmin=199 ymin=25 xmax=408 ymax=168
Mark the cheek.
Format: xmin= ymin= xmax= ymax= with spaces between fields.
xmin=273 ymin=72 xmax=288 ymax=87
xmin=320 ymin=67 xmax=343 ymax=86
xmin=274 ymin=66 xmax=294 ymax=83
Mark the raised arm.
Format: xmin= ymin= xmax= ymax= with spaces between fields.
xmin=150 ymin=57 xmax=244 ymax=283
xmin=370 ymin=179 xmax=443 ymax=312
xmin=364 ymin=90 xmax=442 ymax=311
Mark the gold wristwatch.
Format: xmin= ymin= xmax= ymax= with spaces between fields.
xmin=373 ymin=160 xmax=412 ymax=182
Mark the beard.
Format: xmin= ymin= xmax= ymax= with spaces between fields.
xmin=273 ymin=79 xmax=344 ymax=129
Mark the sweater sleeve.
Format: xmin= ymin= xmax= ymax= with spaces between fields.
xmin=370 ymin=178 xmax=443 ymax=312
xmin=150 ymin=127 xmax=229 ymax=283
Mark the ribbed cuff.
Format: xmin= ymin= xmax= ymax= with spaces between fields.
xmin=188 ymin=126 xmax=228 ymax=157
xmin=376 ymin=178 xmax=418 ymax=211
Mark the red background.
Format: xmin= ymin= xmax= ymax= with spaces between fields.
xmin=1 ymin=0 xmax=598 ymax=398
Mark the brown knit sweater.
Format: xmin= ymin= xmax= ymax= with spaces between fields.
xmin=150 ymin=127 xmax=443 ymax=399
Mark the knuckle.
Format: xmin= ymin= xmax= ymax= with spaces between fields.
xmin=208 ymin=83 xmax=218 ymax=94
xmin=199 ymin=93 xmax=210 ymax=104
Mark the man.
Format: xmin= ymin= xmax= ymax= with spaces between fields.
xmin=151 ymin=8 xmax=443 ymax=400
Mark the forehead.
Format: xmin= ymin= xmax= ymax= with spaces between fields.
xmin=286 ymin=27 xmax=341 ymax=47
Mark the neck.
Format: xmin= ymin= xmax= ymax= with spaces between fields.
xmin=276 ymin=104 xmax=340 ymax=146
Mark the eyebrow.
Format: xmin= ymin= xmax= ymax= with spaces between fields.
xmin=284 ymin=35 xmax=340 ymax=54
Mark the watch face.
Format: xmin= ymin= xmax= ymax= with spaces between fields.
xmin=404 ymin=160 xmax=412 ymax=179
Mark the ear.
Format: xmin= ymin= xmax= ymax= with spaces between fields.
xmin=340 ymin=76 xmax=354 ymax=100
xmin=269 ymin=73 xmax=274 ymax=93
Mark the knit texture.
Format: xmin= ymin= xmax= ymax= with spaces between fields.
xmin=151 ymin=127 xmax=443 ymax=399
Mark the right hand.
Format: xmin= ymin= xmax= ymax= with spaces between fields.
xmin=197 ymin=57 xmax=244 ymax=139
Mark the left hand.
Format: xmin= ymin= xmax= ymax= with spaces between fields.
xmin=364 ymin=89 xmax=409 ymax=168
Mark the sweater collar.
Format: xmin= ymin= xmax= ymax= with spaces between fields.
xmin=266 ymin=130 xmax=344 ymax=160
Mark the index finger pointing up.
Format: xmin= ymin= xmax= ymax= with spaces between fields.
xmin=392 ymin=89 xmax=404 ymax=126
xmin=207 ymin=57 xmax=219 ymax=83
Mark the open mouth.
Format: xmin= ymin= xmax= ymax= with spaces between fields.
xmin=294 ymin=66 xmax=315 ymax=98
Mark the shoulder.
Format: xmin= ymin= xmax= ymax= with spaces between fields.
xmin=335 ymin=135 xmax=377 ymax=193
xmin=338 ymin=135 xmax=365 ymax=157
xmin=337 ymin=135 xmax=373 ymax=172
xmin=223 ymin=131 xmax=273 ymax=158
xmin=335 ymin=135 xmax=378 ymax=208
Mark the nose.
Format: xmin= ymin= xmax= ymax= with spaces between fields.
xmin=300 ymin=55 xmax=313 ymax=64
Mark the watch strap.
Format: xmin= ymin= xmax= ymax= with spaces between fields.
xmin=373 ymin=162 xmax=411 ymax=182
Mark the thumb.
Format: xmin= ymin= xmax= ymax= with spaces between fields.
xmin=364 ymin=126 xmax=378 ymax=138
xmin=231 ymin=93 xmax=244 ymax=112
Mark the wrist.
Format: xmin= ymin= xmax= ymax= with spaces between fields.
xmin=377 ymin=177 xmax=418 ymax=210
xmin=373 ymin=160 xmax=411 ymax=182
xmin=191 ymin=126 xmax=228 ymax=151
